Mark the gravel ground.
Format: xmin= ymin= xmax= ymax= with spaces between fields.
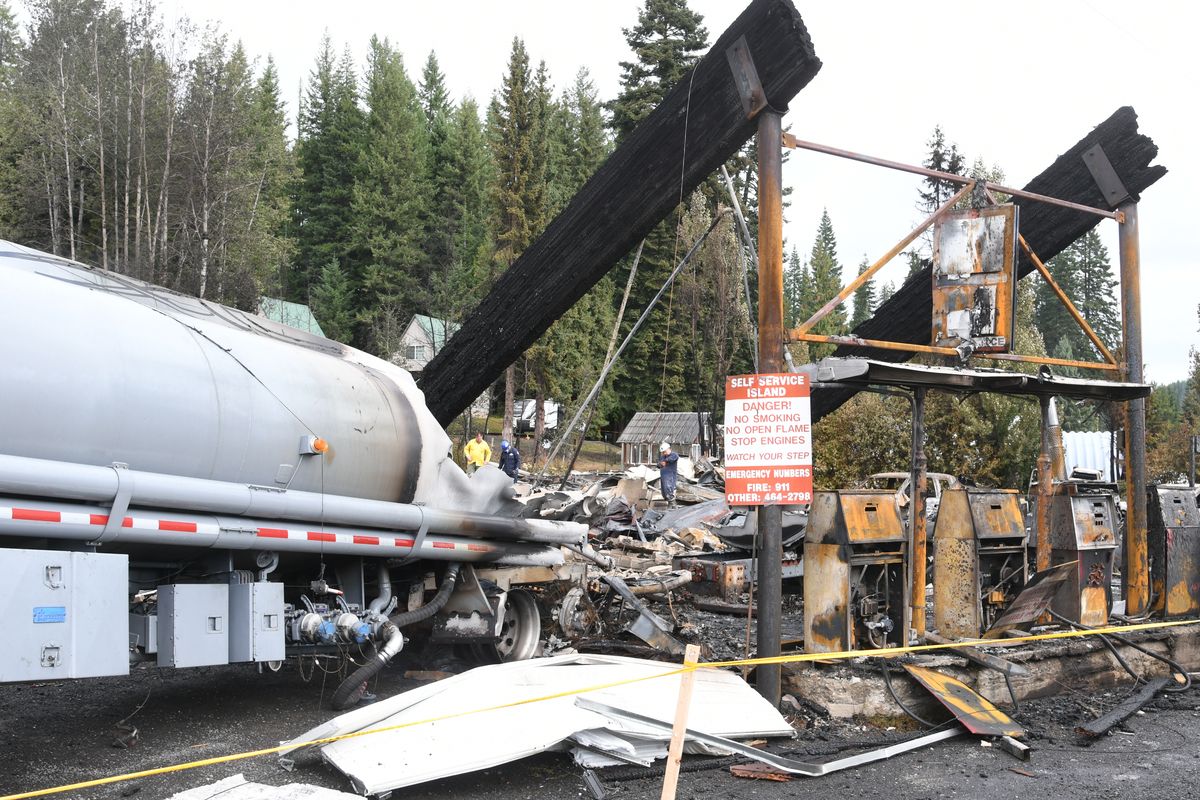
xmin=4 ymin=654 xmax=1200 ymax=800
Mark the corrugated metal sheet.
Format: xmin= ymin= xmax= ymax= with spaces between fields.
xmin=1063 ymin=430 xmax=1115 ymax=481
xmin=617 ymin=412 xmax=710 ymax=445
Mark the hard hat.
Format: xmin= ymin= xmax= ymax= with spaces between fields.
xmin=501 ymin=440 xmax=510 ymax=449
xmin=660 ymin=442 xmax=670 ymax=452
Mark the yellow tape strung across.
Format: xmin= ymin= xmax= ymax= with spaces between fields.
xmin=3 ymin=617 xmax=1195 ymax=800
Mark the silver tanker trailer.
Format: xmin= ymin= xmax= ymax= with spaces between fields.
xmin=0 ymin=241 xmax=588 ymax=708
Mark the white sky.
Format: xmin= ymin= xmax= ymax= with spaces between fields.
xmin=163 ymin=0 xmax=1199 ymax=383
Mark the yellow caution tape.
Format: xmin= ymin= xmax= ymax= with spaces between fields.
xmin=3 ymin=616 xmax=1196 ymax=800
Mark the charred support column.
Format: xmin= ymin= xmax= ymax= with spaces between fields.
xmin=1036 ymin=396 xmax=1054 ymax=573
xmin=755 ymin=109 xmax=784 ymax=706
xmin=909 ymin=387 xmax=928 ymax=639
xmin=1119 ymin=202 xmax=1149 ymax=615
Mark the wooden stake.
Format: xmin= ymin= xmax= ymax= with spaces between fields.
xmin=660 ymin=644 xmax=702 ymax=800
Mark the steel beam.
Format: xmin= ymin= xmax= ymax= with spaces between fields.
xmin=909 ymin=387 xmax=928 ymax=639
xmin=755 ymin=109 xmax=784 ymax=706
xmin=1119 ymin=202 xmax=1149 ymax=615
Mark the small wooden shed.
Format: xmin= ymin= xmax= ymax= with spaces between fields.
xmin=617 ymin=412 xmax=711 ymax=468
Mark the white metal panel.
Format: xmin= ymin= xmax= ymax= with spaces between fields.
xmin=287 ymin=654 xmax=792 ymax=795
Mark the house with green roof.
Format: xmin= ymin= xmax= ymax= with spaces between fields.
xmin=398 ymin=314 xmax=489 ymax=417
xmin=398 ymin=314 xmax=460 ymax=374
xmin=256 ymin=296 xmax=326 ymax=337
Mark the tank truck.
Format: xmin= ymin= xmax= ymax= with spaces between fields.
xmin=0 ymin=242 xmax=588 ymax=708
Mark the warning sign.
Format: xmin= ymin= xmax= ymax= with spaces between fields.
xmin=723 ymin=373 xmax=813 ymax=506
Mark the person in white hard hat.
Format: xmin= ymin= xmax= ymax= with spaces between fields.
xmin=657 ymin=441 xmax=679 ymax=507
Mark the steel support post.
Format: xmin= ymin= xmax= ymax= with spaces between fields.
xmin=755 ymin=110 xmax=784 ymax=706
xmin=1119 ymin=202 xmax=1149 ymax=615
xmin=909 ymin=387 xmax=928 ymax=640
xmin=1036 ymin=396 xmax=1054 ymax=573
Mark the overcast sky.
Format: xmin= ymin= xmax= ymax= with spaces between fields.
xmin=163 ymin=0 xmax=1199 ymax=384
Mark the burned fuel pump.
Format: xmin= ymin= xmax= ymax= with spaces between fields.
xmin=933 ymin=488 xmax=1028 ymax=638
xmin=804 ymin=491 xmax=908 ymax=652
xmin=1032 ymin=398 xmax=1120 ymax=627
xmin=1148 ymin=485 xmax=1200 ymax=617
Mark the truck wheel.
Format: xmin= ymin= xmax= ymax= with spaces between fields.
xmin=472 ymin=588 xmax=541 ymax=663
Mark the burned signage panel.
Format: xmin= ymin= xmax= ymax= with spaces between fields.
xmin=931 ymin=205 xmax=1018 ymax=353
xmin=804 ymin=491 xmax=907 ymax=653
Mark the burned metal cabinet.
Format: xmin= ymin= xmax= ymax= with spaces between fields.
xmin=804 ymin=491 xmax=907 ymax=653
xmin=1148 ymin=486 xmax=1200 ymax=617
xmin=1047 ymin=489 xmax=1119 ymax=626
xmin=933 ymin=488 xmax=1027 ymax=638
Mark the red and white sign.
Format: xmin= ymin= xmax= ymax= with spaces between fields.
xmin=723 ymin=373 xmax=812 ymax=506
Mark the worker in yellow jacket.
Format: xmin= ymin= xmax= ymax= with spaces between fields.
xmin=464 ymin=432 xmax=492 ymax=474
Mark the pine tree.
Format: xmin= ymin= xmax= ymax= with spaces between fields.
xmin=877 ymin=281 xmax=896 ymax=305
xmin=419 ymin=52 xmax=458 ymax=282
xmin=430 ymin=97 xmax=494 ymax=321
xmin=1036 ymin=229 xmax=1120 ymax=361
xmin=608 ymin=0 xmax=707 ymax=138
xmin=350 ymin=36 xmax=431 ymax=353
xmin=311 ymin=261 xmax=354 ymax=343
xmin=802 ymin=209 xmax=846 ymax=357
xmin=293 ymin=36 xmax=365 ymax=301
xmin=783 ymin=246 xmax=804 ymax=329
xmin=850 ymin=255 xmax=876 ymax=328
xmin=235 ymin=56 xmax=293 ymax=302
xmin=918 ymin=125 xmax=965 ymax=213
xmin=488 ymin=38 xmax=548 ymax=440
xmin=607 ymin=0 xmax=708 ymax=420
xmin=0 ymin=0 xmax=24 ymax=239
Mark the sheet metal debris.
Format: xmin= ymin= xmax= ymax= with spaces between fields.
xmin=902 ymin=664 xmax=1025 ymax=738
xmin=168 ymin=775 xmax=359 ymax=800
xmin=576 ymin=697 xmax=964 ymax=776
xmin=283 ymin=654 xmax=792 ymax=795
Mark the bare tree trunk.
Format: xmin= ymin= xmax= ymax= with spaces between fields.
xmin=42 ymin=150 xmax=60 ymax=255
xmin=502 ymin=365 xmax=515 ymax=444
xmin=57 ymin=47 xmax=76 ymax=261
xmin=93 ymin=27 xmax=108 ymax=270
xmin=76 ymin=176 xmax=85 ymax=253
xmin=122 ymin=41 xmax=133 ymax=271
xmin=532 ymin=383 xmax=546 ymax=470
xmin=151 ymin=94 xmax=173 ymax=281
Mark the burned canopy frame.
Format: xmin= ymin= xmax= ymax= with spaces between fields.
xmin=800 ymin=357 xmax=1151 ymax=641
xmin=782 ymin=136 xmax=1122 ymax=375
xmin=802 ymin=106 xmax=1164 ymax=423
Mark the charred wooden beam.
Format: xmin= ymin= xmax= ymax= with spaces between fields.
xmin=420 ymin=0 xmax=821 ymax=424
xmin=812 ymin=106 xmax=1166 ymax=422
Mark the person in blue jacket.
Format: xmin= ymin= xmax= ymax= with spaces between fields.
xmin=657 ymin=441 xmax=679 ymax=506
xmin=498 ymin=440 xmax=521 ymax=482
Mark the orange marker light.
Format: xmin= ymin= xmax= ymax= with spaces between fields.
xmin=311 ymin=437 xmax=329 ymax=454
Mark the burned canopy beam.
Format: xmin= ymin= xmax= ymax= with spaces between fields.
xmin=420 ymin=0 xmax=821 ymax=424
xmin=812 ymin=106 xmax=1166 ymax=422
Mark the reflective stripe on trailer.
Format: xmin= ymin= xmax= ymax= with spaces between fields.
xmin=0 ymin=506 xmax=218 ymax=535
xmin=0 ymin=505 xmax=495 ymax=554
xmin=247 ymin=525 xmax=493 ymax=553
